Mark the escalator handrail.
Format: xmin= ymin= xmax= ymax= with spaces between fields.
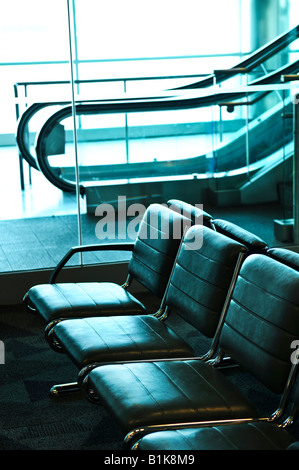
xmin=15 ymin=100 xmax=71 ymax=170
xmin=16 ymin=24 xmax=299 ymax=170
xmin=175 ymin=24 xmax=299 ymax=89
xmin=35 ymin=90 xmax=254 ymax=195
xmin=248 ymin=59 xmax=299 ymax=85
xmin=35 ymin=86 xmax=280 ymax=193
xmin=34 ymin=59 xmax=299 ymax=141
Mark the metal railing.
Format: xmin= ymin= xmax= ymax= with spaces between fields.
xmin=14 ymin=23 xmax=299 ymax=191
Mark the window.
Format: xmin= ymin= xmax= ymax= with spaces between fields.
xmin=0 ymin=0 xmax=296 ymax=279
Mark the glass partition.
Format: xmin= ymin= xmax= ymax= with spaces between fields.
xmin=1 ymin=0 xmax=299 ymax=277
xmin=64 ymin=0 xmax=253 ymax=263
xmin=0 ymin=0 xmax=81 ymax=273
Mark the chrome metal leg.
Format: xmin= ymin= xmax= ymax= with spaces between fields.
xmin=49 ymin=381 xmax=80 ymax=397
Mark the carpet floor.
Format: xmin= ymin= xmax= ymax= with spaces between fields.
xmin=0 ymin=295 xmax=299 ymax=451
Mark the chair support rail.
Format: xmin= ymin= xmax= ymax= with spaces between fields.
xmin=125 ymin=417 xmax=270 ymax=450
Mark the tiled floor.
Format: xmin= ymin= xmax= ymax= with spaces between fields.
xmin=0 ymin=145 xmax=132 ymax=272
xmin=0 ymin=144 xmax=295 ymax=273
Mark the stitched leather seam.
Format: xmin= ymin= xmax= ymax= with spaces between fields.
xmin=122 ymin=363 xmax=167 ymax=417
xmin=76 ymin=283 xmax=125 ymax=308
xmin=111 ymin=317 xmax=146 ymax=357
xmin=168 ymin=280 xmax=223 ymax=316
xmin=238 ymin=272 xmax=299 ymax=308
xmin=180 ymin=243 xmax=235 ymax=269
xmin=76 ymin=284 xmax=103 ymax=307
xmin=173 ymin=260 xmax=229 ymax=292
xmin=137 ymin=316 xmax=183 ymax=353
xmin=154 ymin=361 xmax=234 ymax=418
xmin=132 ymin=241 xmax=174 ymax=266
xmin=210 ymin=426 xmax=239 ymax=449
xmin=230 ymin=295 xmax=298 ymax=336
xmin=175 ymin=430 xmax=198 ymax=450
xmin=103 ymin=316 xmax=154 ymax=357
xmin=130 ymin=252 xmax=168 ymax=281
xmin=143 ymin=215 xmax=185 ymax=238
xmin=82 ymin=318 xmax=112 ymax=351
xmin=136 ymin=219 xmax=180 ymax=258
xmin=222 ymin=320 xmax=290 ymax=365
xmin=82 ymin=316 xmax=175 ymax=357
xmin=135 ymin=239 xmax=173 ymax=260
xmin=54 ymin=284 xmax=78 ymax=309
xmin=184 ymin=361 xmax=236 ymax=417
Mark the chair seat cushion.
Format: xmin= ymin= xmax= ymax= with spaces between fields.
xmin=27 ymin=282 xmax=146 ymax=323
xmin=53 ymin=315 xmax=195 ymax=368
xmin=87 ymin=360 xmax=259 ymax=434
xmin=135 ymin=422 xmax=296 ymax=450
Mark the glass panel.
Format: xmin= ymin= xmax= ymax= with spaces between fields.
xmin=1 ymin=0 xmax=299 ymax=278
xmin=210 ymin=82 xmax=299 ymax=246
xmin=0 ymin=0 xmax=78 ymax=272
xmin=69 ymin=0 xmax=250 ymax=256
xmin=67 ymin=0 xmax=299 ymax=259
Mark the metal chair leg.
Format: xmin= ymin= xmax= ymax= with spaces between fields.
xmin=49 ymin=381 xmax=80 ymax=397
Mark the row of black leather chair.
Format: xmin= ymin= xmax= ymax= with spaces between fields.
xmin=50 ymin=222 xmax=247 ymax=395
xmin=24 ymin=203 xmax=193 ymax=332
xmin=23 ymin=200 xmax=266 ymax=394
xmin=23 ymin=199 xmax=299 ymax=450
xmin=84 ymin=243 xmax=299 ymax=450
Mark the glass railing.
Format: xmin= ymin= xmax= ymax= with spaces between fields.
xmin=29 ymin=83 xmax=296 ymax=181
xmin=26 ymin=81 xmax=299 ymax=242
xmin=10 ymin=23 xmax=299 ymax=279
xmin=16 ymin=23 xmax=299 ymax=195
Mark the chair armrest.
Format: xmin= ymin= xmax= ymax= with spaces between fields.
xmin=50 ymin=242 xmax=134 ymax=283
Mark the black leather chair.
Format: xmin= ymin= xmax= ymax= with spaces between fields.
xmin=133 ymin=424 xmax=299 ymax=450
xmin=83 ymin=250 xmax=299 ymax=448
xmin=47 ymin=225 xmax=247 ymax=396
xmin=268 ymin=247 xmax=299 ymax=271
xmin=166 ymin=199 xmax=214 ymax=228
xmin=23 ymin=204 xmax=191 ymax=335
xmin=133 ymin=374 xmax=299 ymax=450
xmin=133 ymin=415 xmax=299 ymax=450
xmin=212 ymin=218 xmax=268 ymax=254
xmin=166 ymin=199 xmax=270 ymax=255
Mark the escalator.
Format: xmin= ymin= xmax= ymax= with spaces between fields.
xmin=16 ymin=24 xmax=299 ymax=200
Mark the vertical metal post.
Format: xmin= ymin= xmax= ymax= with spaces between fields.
xmin=124 ymin=80 xmax=129 ymax=164
xmin=14 ymin=84 xmax=25 ymax=190
xmin=67 ymin=0 xmax=83 ymax=256
xmin=293 ymin=94 xmax=299 ymax=245
xmin=245 ymin=93 xmax=250 ymax=181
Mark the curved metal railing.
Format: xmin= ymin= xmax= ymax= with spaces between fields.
xmin=15 ymin=24 xmax=299 ymax=192
xmin=176 ymin=23 xmax=299 ymax=89
xmin=34 ymin=84 xmax=295 ymax=193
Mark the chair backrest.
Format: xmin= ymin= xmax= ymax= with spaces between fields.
xmin=268 ymin=248 xmax=299 ymax=271
xmin=219 ymin=253 xmax=299 ymax=395
xmin=213 ymin=219 xmax=268 ymax=254
xmin=128 ymin=204 xmax=192 ymax=298
xmin=164 ymin=225 xmax=248 ymax=339
xmin=167 ymin=199 xmax=214 ymax=228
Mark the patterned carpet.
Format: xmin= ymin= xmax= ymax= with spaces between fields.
xmin=0 ymin=304 xmax=124 ymax=450
xmin=1 ymin=296 xmax=299 ymax=451
xmin=0 ymin=202 xmax=295 ymax=273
